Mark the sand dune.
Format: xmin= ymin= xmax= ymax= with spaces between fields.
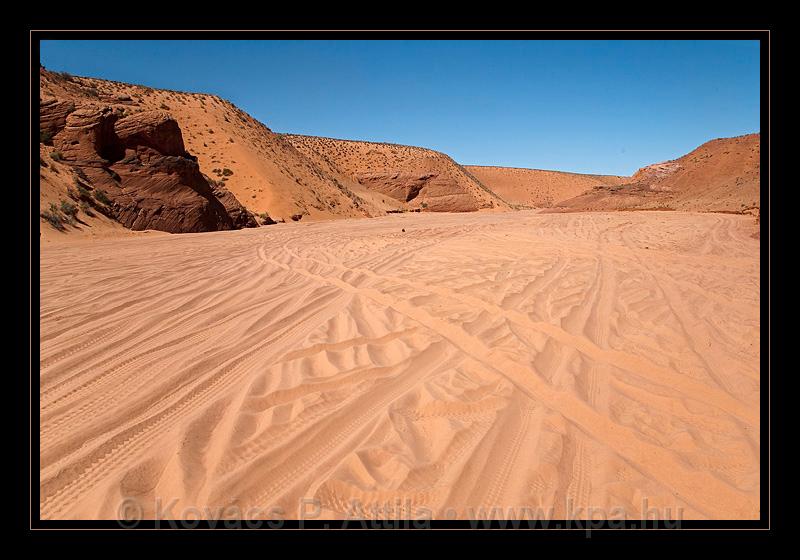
xmin=40 ymin=210 xmax=760 ymax=521
xmin=464 ymin=166 xmax=627 ymax=208
xmin=556 ymin=134 xmax=760 ymax=215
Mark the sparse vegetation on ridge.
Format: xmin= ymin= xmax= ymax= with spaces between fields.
xmin=93 ymin=190 xmax=112 ymax=206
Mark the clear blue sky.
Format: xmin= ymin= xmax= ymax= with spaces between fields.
xmin=40 ymin=40 xmax=760 ymax=175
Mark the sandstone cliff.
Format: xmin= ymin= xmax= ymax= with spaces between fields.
xmin=40 ymin=68 xmax=397 ymax=232
xmin=40 ymin=98 xmax=256 ymax=233
xmin=283 ymin=135 xmax=510 ymax=213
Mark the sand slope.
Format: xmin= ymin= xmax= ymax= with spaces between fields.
xmin=464 ymin=166 xmax=626 ymax=208
xmin=556 ymin=134 xmax=760 ymax=215
xmin=40 ymin=69 xmax=397 ymax=225
xmin=284 ymin=135 xmax=510 ymax=213
xmin=40 ymin=210 xmax=760 ymax=521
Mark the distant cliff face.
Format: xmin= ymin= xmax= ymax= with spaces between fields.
xmin=283 ymin=135 xmax=511 ymax=213
xmin=39 ymin=68 xmax=761 ymax=236
xmin=464 ymin=166 xmax=627 ymax=208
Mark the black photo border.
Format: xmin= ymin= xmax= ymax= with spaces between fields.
xmin=17 ymin=23 xmax=779 ymax=542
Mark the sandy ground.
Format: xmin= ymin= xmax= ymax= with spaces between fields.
xmin=39 ymin=210 xmax=760 ymax=521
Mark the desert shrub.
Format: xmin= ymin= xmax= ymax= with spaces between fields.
xmin=60 ymin=200 xmax=78 ymax=218
xmin=421 ymin=202 xmax=428 ymax=209
xmin=79 ymin=201 xmax=94 ymax=216
xmin=221 ymin=168 xmax=234 ymax=177
xmin=40 ymin=129 xmax=54 ymax=145
xmin=50 ymin=151 xmax=63 ymax=162
xmin=76 ymin=184 xmax=92 ymax=199
xmin=40 ymin=210 xmax=64 ymax=229
xmin=84 ymin=87 xmax=100 ymax=98
xmin=94 ymin=189 xmax=112 ymax=205
xmin=103 ymin=168 xmax=122 ymax=184
xmin=73 ymin=167 xmax=90 ymax=183
xmin=57 ymin=71 xmax=74 ymax=82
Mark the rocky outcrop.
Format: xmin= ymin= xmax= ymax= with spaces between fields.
xmin=39 ymin=97 xmax=77 ymax=141
xmin=356 ymin=172 xmax=434 ymax=202
xmin=554 ymin=134 xmax=760 ymax=214
xmin=356 ymin=170 xmax=496 ymax=212
xmin=209 ymin=182 xmax=258 ymax=229
xmin=44 ymin=105 xmax=255 ymax=233
xmin=40 ymin=68 xmax=400 ymax=223
xmin=52 ymin=106 xmax=124 ymax=166
xmin=283 ymin=135 xmax=510 ymax=213
xmin=630 ymin=161 xmax=683 ymax=185
xmin=115 ymin=111 xmax=189 ymax=158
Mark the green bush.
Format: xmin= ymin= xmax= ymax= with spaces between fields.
xmin=60 ymin=200 xmax=78 ymax=217
xmin=94 ymin=190 xmax=112 ymax=205
xmin=50 ymin=151 xmax=64 ymax=162
xmin=40 ymin=210 xmax=64 ymax=229
xmin=59 ymin=200 xmax=78 ymax=224
xmin=76 ymin=184 xmax=91 ymax=199
xmin=40 ymin=129 xmax=54 ymax=145
xmin=221 ymin=168 xmax=234 ymax=177
xmin=80 ymin=201 xmax=94 ymax=217
xmin=119 ymin=154 xmax=140 ymax=165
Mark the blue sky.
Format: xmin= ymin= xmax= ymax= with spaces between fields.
xmin=40 ymin=40 xmax=760 ymax=175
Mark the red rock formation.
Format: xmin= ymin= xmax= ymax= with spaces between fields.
xmin=42 ymin=103 xmax=256 ymax=233
xmin=114 ymin=111 xmax=188 ymax=158
xmin=356 ymin=172 xmax=435 ymax=202
xmin=40 ymin=68 xmax=398 ymax=222
xmin=209 ymin=181 xmax=258 ymax=229
xmin=39 ymin=97 xmax=77 ymax=141
xmin=283 ymin=135 xmax=510 ymax=213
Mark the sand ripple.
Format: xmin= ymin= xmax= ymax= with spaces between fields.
xmin=39 ymin=210 xmax=760 ymax=520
